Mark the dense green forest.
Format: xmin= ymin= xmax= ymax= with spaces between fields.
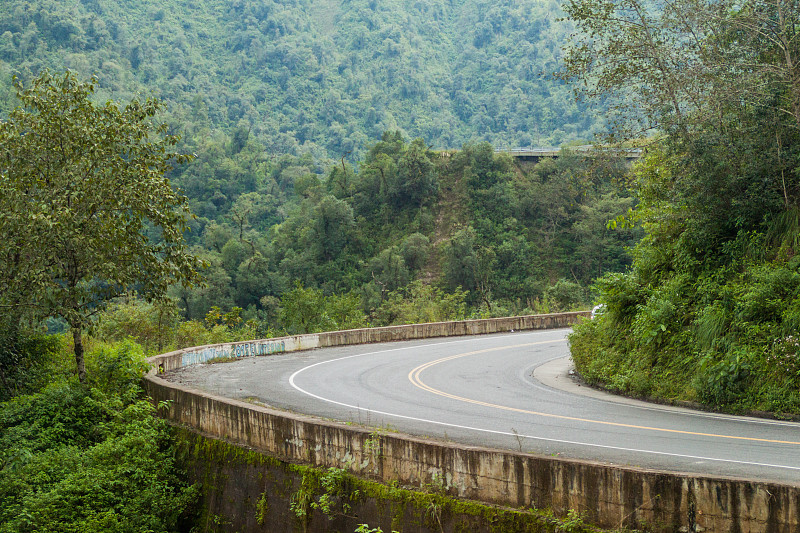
xmin=0 ymin=0 xmax=603 ymax=163
xmin=0 ymin=63 xmax=637 ymax=530
xmin=0 ymin=0 xmax=635 ymax=338
xmin=565 ymin=0 xmax=800 ymax=414
xmin=167 ymin=134 xmax=639 ymax=333
xmin=16 ymin=0 xmax=800 ymax=528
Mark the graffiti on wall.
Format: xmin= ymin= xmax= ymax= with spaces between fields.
xmin=181 ymin=340 xmax=286 ymax=367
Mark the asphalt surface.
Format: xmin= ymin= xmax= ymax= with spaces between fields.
xmin=165 ymin=328 xmax=800 ymax=484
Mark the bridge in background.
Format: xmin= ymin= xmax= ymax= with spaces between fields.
xmin=499 ymin=146 xmax=643 ymax=162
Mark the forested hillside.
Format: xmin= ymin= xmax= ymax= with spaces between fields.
xmin=0 ymin=0 xmax=638 ymax=332
xmin=168 ymin=134 xmax=639 ymax=331
xmin=0 ymin=0 xmax=638 ymax=363
xmin=565 ymin=0 xmax=800 ymax=414
xmin=0 ymin=0 xmax=601 ymax=164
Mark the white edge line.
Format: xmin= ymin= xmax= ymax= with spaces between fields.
xmin=287 ymin=335 xmax=800 ymax=473
xmin=529 ymin=356 xmax=800 ymax=428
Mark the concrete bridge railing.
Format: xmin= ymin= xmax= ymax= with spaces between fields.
xmin=144 ymin=312 xmax=800 ymax=532
xmin=497 ymin=146 xmax=643 ymax=161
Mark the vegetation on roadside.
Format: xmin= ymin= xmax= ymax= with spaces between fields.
xmin=0 ymin=71 xmax=199 ymax=533
xmin=564 ymin=0 xmax=800 ymax=414
xmin=0 ymin=338 xmax=198 ymax=533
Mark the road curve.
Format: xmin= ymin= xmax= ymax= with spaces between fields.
xmin=165 ymin=329 xmax=800 ymax=484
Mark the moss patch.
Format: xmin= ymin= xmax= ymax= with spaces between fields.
xmin=173 ymin=428 xmax=620 ymax=533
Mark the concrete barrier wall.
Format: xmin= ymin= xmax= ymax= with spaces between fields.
xmin=148 ymin=312 xmax=584 ymax=373
xmin=316 ymin=313 xmax=579 ymax=347
xmin=144 ymin=313 xmax=800 ymax=532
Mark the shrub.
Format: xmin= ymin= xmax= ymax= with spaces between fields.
xmin=0 ymin=386 xmax=199 ymax=532
xmin=544 ymin=279 xmax=586 ymax=312
xmin=373 ymin=281 xmax=467 ymax=326
xmin=736 ymin=265 xmax=800 ymax=324
xmin=697 ymin=349 xmax=754 ymax=408
xmin=0 ymin=337 xmax=199 ymax=532
xmin=84 ymin=339 xmax=148 ymax=395
xmin=95 ymin=298 xmax=179 ymax=355
xmin=0 ymin=329 xmax=62 ymax=401
xmin=592 ymin=272 xmax=645 ymax=326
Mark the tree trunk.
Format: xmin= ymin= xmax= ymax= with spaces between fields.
xmin=73 ymin=327 xmax=86 ymax=384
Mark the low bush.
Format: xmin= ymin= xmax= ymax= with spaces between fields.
xmin=572 ymin=241 xmax=800 ymax=414
xmin=0 ymin=339 xmax=199 ymax=532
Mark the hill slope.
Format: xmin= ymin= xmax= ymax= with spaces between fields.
xmin=0 ymin=0 xmax=603 ymax=161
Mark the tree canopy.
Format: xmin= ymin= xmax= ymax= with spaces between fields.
xmin=0 ymin=70 xmax=201 ymax=382
xmin=565 ymin=0 xmax=800 ymax=413
xmin=0 ymin=0 xmax=604 ymax=160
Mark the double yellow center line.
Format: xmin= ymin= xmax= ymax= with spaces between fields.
xmin=408 ymin=340 xmax=800 ymax=446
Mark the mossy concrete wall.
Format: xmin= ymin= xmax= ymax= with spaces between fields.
xmin=145 ymin=313 xmax=800 ymax=532
xmin=178 ymin=429 xmax=581 ymax=533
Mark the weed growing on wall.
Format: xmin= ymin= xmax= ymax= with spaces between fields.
xmin=177 ymin=430 xmax=611 ymax=532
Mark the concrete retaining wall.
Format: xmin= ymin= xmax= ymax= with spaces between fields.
xmin=144 ymin=313 xmax=800 ymax=532
xmin=149 ymin=313 xmax=582 ymax=373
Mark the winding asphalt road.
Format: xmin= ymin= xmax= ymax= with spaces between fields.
xmin=165 ymin=328 xmax=800 ymax=484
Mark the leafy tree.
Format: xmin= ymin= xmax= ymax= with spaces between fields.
xmin=221 ymin=239 xmax=250 ymax=274
xmin=544 ymin=279 xmax=586 ymax=312
xmin=368 ymin=247 xmax=410 ymax=296
xmin=235 ymin=251 xmax=286 ymax=310
xmin=572 ymin=191 xmax=640 ymax=281
xmin=441 ymin=227 xmax=479 ymax=294
xmin=561 ymin=0 xmax=713 ymax=136
xmin=373 ymin=281 xmax=468 ymax=326
xmin=353 ymin=151 xmax=396 ymax=217
xmin=277 ymin=283 xmax=367 ymax=334
xmin=399 ymin=233 xmax=431 ymax=272
xmin=392 ymin=138 xmax=438 ymax=208
xmin=0 ymin=71 xmax=201 ymax=383
xmin=95 ymin=297 xmax=180 ymax=355
xmin=278 ymin=283 xmax=332 ymax=334
xmin=562 ymin=0 xmax=800 ymax=223
xmin=201 ymin=220 xmax=235 ymax=253
xmin=324 ymin=292 xmax=368 ymax=331
xmin=230 ymin=191 xmax=282 ymax=235
xmin=457 ymin=142 xmax=512 ymax=191
xmin=0 ymin=329 xmax=62 ymax=402
xmin=312 ymin=195 xmax=356 ymax=261
xmin=204 ymin=305 xmax=243 ymax=329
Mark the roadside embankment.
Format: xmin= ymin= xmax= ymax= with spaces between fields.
xmin=145 ymin=313 xmax=800 ymax=532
